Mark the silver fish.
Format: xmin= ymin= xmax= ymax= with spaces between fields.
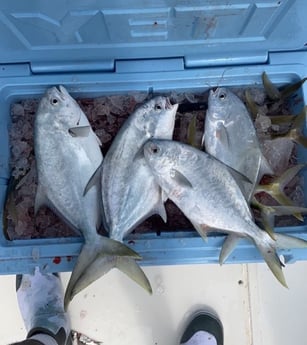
xmin=34 ymin=86 xmax=141 ymax=310
xmin=100 ymin=97 xmax=178 ymax=294
xmin=203 ymin=87 xmax=274 ymax=262
xmin=142 ymin=139 xmax=307 ymax=288
xmin=203 ymin=87 xmax=273 ymax=200
xmin=102 ymin=97 xmax=178 ymax=240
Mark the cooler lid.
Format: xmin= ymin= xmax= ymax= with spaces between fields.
xmin=0 ymin=0 xmax=306 ymax=70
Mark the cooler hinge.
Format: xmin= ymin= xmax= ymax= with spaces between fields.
xmin=184 ymin=51 xmax=269 ymax=68
xmin=30 ymin=60 xmax=115 ymax=74
xmin=115 ymin=58 xmax=184 ymax=73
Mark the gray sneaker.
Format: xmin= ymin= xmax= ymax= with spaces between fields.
xmin=180 ymin=311 xmax=223 ymax=345
xmin=15 ymin=267 xmax=72 ymax=345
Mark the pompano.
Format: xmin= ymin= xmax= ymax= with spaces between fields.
xmin=203 ymin=87 xmax=273 ymax=201
xmin=143 ymin=139 xmax=307 ymax=288
xmin=101 ymin=97 xmax=178 ymax=294
xmin=203 ymin=87 xmax=274 ymax=263
xmin=34 ymin=86 xmax=141 ymax=310
xmin=102 ymin=96 xmax=178 ymax=240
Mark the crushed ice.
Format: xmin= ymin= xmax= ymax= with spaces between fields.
xmin=6 ymin=88 xmax=305 ymax=239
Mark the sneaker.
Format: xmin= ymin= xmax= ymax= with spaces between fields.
xmin=180 ymin=311 xmax=223 ymax=345
xmin=16 ymin=267 xmax=72 ymax=345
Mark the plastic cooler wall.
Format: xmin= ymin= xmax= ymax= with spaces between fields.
xmin=0 ymin=1 xmax=307 ymax=274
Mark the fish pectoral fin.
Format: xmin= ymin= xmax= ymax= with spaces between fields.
xmin=34 ymin=183 xmax=48 ymax=215
xmin=68 ymin=125 xmax=91 ymax=137
xmin=215 ymin=122 xmax=229 ymax=148
xmin=83 ymin=161 xmax=103 ymax=196
xmin=171 ymin=169 xmax=193 ymax=188
xmin=64 ymin=236 xmax=142 ymax=310
xmin=219 ymin=234 xmax=241 ymax=265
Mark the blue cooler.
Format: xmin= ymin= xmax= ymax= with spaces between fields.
xmin=0 ymin=0 xmax=307 ymax=274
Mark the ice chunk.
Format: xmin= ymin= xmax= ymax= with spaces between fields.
xmin=255 ymin=114 xmax=271 ymax=134
xmin=262 ymin=138 xmax=295 ymax=176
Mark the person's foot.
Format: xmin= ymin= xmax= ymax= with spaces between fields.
xmin=15 ymin=267 xmax=72 ymax=345
xmin=180 ymin=311 xmax=223 ymax=345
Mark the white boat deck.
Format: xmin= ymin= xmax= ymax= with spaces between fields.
xmin=1 ymin=261 xmax=306 ymax=345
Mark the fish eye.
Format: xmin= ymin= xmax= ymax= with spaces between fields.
xmin=154 ymin=104 xmax=162 ymax=111
xmin=150 ymin=144 xmax=160 ymax=154
xmin=219 ymin=92 xmax=226 ymax=100
xmin=51 ymin=98 xmax=59 ymax=105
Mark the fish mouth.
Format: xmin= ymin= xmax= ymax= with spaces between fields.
xmin=48 ymin=85 xmax=66 ymax=102
xmin=165 ymin=97 xmax=174 ymax=109
xmin=58 ymin=85 xmax=69 ymax=95
xmin=166 ymin=98 xmax=179 ymax=114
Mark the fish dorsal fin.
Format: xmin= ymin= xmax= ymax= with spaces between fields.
xmin=83 ymin=162 xmax=103 ymax=196
xmin=170 ymin=169 xmax=193 ymax=188
xmin=68 ymin=126 xmax=91 ymax=137
xmin=34 ymin=183 xmax=48 ymax=215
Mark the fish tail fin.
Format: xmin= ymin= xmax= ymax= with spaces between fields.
xmin=64 ymin=236 xmax=144 ymax=310
xmin=286 ymin=106 xmax=307 ymax=147
xmin=252 ymin=231 xmax=288 ymax=288
xmin=274 ymin=233 xmax=307 ymax=249
xmin=289 ymin=131 xmax=307 ymax=148
xmin=261 ymin=164 xmax=306 ymax=221
xmin=114 ymin=257 xmax=152 ymax=293
xmin=66 ymin=257 xmax=152 ymax=310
